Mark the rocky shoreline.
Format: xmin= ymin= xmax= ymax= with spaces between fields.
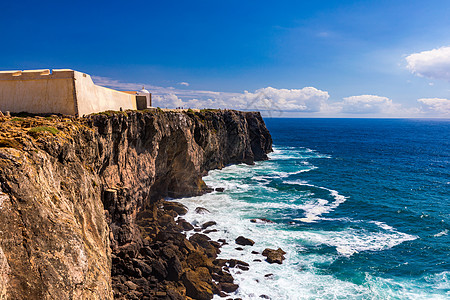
xmin=111 ymin=197 xmax=285 ymax=299
xmin=111 ymin=198 xmax=239 ymax=299
xmin=0 ymin=109 xmax=273 ymax=299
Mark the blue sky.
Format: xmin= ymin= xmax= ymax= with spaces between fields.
xmin=1 ymin=0 xmax=450 ymax=117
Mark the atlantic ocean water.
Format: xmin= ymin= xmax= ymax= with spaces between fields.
xmin=179 ymin=118 xmax=449 ymax=299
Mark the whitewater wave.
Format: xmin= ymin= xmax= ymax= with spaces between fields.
xmin=434 ymin=229 xmax=449 ymax=237
xmin=298 ymin=224 xmax=417 ymax=257
xmin=284 ymin=180 xmax=348 ymax=223
xmin=175 ymin=146 xmax=442 ymax=299
xmin=269 ymin=146 xmax=331 ymax=160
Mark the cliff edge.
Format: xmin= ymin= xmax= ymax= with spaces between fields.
xmin=0 ymin=109 xmax=272 ymax=299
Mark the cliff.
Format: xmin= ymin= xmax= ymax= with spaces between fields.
xmin=0 ymin=109 xmax=272 ymax=299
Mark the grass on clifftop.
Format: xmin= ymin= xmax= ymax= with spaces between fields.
xmin=91 ymin=110 xmax=129 ymax=117
xmin=28 ymin=126 xmax=60 ymax=136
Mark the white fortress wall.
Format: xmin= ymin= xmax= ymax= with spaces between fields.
xmin=0 ymin=69 xmax=77 ymax=115
xmin=73 ymin=71 xmax=136 ymax=116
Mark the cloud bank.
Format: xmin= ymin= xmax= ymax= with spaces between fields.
xmin=151 ymin=87 xmax=329 ymax=118
xmin=93 ymin=76 xmax=447 ymax=117
xmin=93 ymin=76 xmax=330 ymax=116
xmin=406 ymin=46 xmax=450 ymax=81
xmin=338 ymin=95 xmax=401 ymax=114
xmin=417 ymin=98 xmax=450 ymax=115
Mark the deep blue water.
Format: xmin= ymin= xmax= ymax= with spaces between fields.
xmin=181 ymin=118 xmax=450 ymax=299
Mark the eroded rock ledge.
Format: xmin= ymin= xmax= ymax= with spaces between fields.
xmin=0 ymin=109 xmax=272 ymax=299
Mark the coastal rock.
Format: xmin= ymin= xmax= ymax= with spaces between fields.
xmin=237 ymin=265 xmax=249 ymax=271
xmin=195 ymin=207 xmax=211 ymax=214
xmin=250 ymin=218 xmax=275 ymax=224
xmin=163 ymin=201 xmax=188 ymax=216
xmin=190 ymin=233 xmax=218 ymax=258
xmin=0 ymin=110 xmax=272 ymax=299
xmin=212 ymin=270 xmax=234 ymax=283
xmin=215 ymin=187 xmax=225 ymax=192
xmin=202 ymin=221 xmax=217 ymax=229
xmin=235 ymin=236 xmax=255 ymax=246
xmin=262 ymin=248 xmax=286 ymax=264
xmin=182 ymin=267 xmax=213 ymax=300
xmin=227 ymin=259 xmax=249 ymax=268
xmin=220 ymin=282 xmax=239 ymax=293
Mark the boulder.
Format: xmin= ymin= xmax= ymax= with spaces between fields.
xmin=131 ymin=259 xmax=152 ymax=277
xmin=262 ymin=248 xmax=286 ymax=264
xmin=163 ymin=201 xmax=188 ymax=215
xmin=190 ymin=233 xmax=218 ymax=258
xmin=124 ymin=280 xmax=138 ymax=290
xmin=215 ymin=187 xmax=225 ymax=192
xmin=178 ymin=219 xmax=194 ymax=231
xmin=186 ymin=250 xmax=213 ymax=270
xmin=158 ymin=214 xmax=175 ymax=226
xmin=201 ymin=221 xmax=217 ymax=229
xmin=182 ymin=267 xmax=213 ymax=300
xmin=150 ymin=258 xmax=168 ymax=280
xmin=250 ymin=218 xmax=275 ymax=224
xmin=220 ymin=282 xmax=239 ymax=293
xmin=236 ymin=265 xmax=249 ymax=271
xmin=195 ymin=207 xmax=210 ymax=214
xmin=227 ymin=259 xmax=249 ymax=268
xmin=235 ymin=236 xmax=255 ymax=246
xmin=167 ymin=255 xmax=183 ymax=281
xmin=211 ymin=270 xmax=234 ymax=283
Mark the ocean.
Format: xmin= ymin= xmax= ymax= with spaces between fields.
xmin=179 ymin=118 xmax=449 ymax=299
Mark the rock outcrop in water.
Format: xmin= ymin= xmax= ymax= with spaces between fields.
xmin=0 ymin=109 xmax=272 ymax=299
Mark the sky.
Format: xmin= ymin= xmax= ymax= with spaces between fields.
xmin=1 ymin=0 xmax=450 ymax=117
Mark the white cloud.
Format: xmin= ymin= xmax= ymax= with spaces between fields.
xmin=406 ymin=46 xmax=450 ymax=81
xmin=93 ymin=75 xmax=330 ymax=115
xmin=338 ymin=95 xmax=401 ymax=114
xmin=154 ymin=94 xmax=184 ymax=108
xmin=418 ymin=98 xmax=450 ymax=115
xmin=178 ymin=82 xmax=190 ymax=86
xmin=94 ymin=75 xmax=448 ymax=117
xmin=152 ymin=86 xmax=330 ymax=116
xmin=228 ymin=87 xmax=329 ymax=113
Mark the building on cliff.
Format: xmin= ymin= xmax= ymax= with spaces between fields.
xmin=0 ymin=69 xmax=152 ymax=116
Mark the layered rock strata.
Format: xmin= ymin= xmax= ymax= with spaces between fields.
xmin=0 ymin=109 xmax=272 ymax=299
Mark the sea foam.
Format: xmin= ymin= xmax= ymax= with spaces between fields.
xmin=176 ymin=145 xmax=440 ymax=299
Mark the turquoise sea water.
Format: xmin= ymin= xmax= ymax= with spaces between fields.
xmin=180 ymin=118 xmax=449 ymax=299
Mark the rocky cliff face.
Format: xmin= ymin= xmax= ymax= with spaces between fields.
xmin=0 ymin=109 xmax=272 ymax=299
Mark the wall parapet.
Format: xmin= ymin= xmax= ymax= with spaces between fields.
xmin=0 ymin=69 xmax=75 ymax=81
xmin=0 ymin=69 xmax=138 ymax=116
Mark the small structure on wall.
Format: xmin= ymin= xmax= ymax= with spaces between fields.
xmin=0 ymin=69 xmax=152 ymax=116
xmin=121 ymin=86 xmax=152 ymax=110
